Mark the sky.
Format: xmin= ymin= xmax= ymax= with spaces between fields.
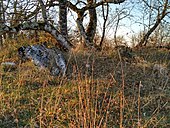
xmin=2 ymin=0 xmax=148 ymax=40
xmin=3 ymin=0 xmax=170 ymax=45
xmin=66 ymin=0 xmax=144 ymax=43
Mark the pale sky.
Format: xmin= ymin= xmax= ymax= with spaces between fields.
xmin=67 ymin=0 xmax=143 ymax=43
xmin=4 ymin=0 xmax=169 ymax=44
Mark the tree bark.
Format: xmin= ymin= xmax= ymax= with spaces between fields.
xmin=100 ymin=3 xmax=109 ymax=47
xmin=76 ymin=18 xmax=92 ymax=46
xmin=0 ymin=22 xmax=72 ymax=51
xmin=59 ymin=0 xmax=68 ymax=39
xmin=0 ymin=0 xmax=6 ymax=46
xmin=0 ymin=1 xmax=3 ymax=46
xmin=86 ymin=0 xmax=97 ymax=44
xmin=104 ymin=0 xmax=125 ymax=3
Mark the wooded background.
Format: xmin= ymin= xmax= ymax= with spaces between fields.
xmin=0 ymin=0 xmax=170 ymax=50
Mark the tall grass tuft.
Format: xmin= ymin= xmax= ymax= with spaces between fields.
xmin=0 ymin=37 xmax=169 ymax=127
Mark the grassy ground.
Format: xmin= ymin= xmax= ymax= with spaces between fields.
xmin=0 ymin=39 xmax=170 ymax=128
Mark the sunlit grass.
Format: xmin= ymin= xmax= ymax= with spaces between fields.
xmin=0 ymin=37 xmax=169 ymax=127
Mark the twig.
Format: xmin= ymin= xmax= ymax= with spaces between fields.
xmin=117 ymin=49 xmax=125 ymax=128
xmin=138 ymin=81 xmax=142 ymax=128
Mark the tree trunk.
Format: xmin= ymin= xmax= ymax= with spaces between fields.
xmin=0 ymin=2 xmax=3 ymax=46
xmin=0 ymin=0 xmax=5 ymax=46
xmin=99 ymin=3 xmax=109 ymax=48
xmin=139 ymin=19 xmax=161 ymax=46
xmin=0 ymin=22 xmax=72 ymax=51
xmin=76 ymin=18 xmax=92 ymax=46
xmin=137 ymin=0 xmax=168 ymax=47
xmin=76 ymin=9 xmax=94 ymax=47
xmin=86 ymin=0 xmax=97 ymax=44
xmin=66 ymin=0 xmax=125 ymax=49
xmin=59 ymin=0 xmax=68 ymax=39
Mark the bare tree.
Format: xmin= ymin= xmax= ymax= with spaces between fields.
xmin=99 ymin=3 xmax=109 ymax=48
xmin=0 ymin=0 xmax=125 ymax=51
xmin=113 ymin=7 xmax=131 ymax=46
xmin=0 ymin=0 xmax=72 ymax=50
xmin=66 ymin=0 xmax=125 ymax=47
xmin=137 ymin=0 xmax=170 ymax=47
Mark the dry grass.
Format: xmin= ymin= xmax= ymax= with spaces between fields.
xmin=0 ymin=38 xmax=170 ymax=128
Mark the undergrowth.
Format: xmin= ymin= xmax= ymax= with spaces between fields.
xmin=0 ymin=38 xmax=169 ymax=128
